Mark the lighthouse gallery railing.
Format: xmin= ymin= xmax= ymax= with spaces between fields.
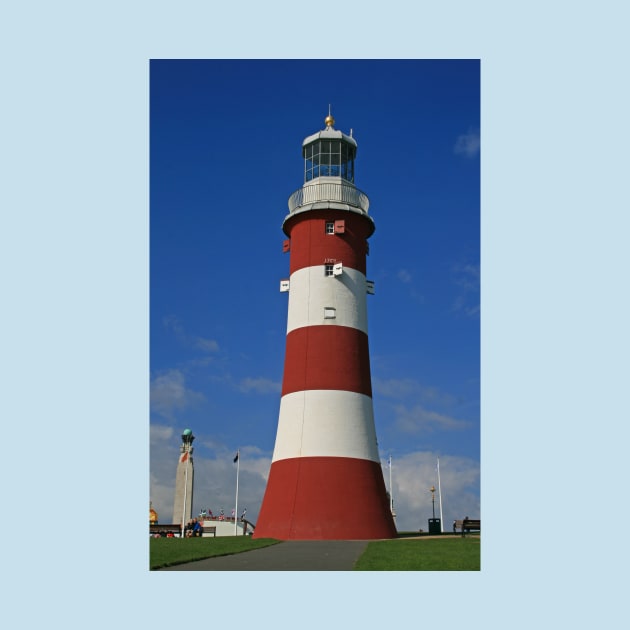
xmin=288 ymin=180 xmax=370 ymax=214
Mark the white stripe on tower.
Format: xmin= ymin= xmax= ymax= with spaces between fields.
xmin=286 ymin=265 xmax=368 ymax=335
xmin=273 ymin=389 xmax=379 ymax=462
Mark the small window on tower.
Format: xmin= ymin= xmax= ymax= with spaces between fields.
xmin=324 ymin=307 xmax=336 ymax=319
xmin=325 ymin=264 xmax=334 ymax=277
xmin=325 ymin=222 xmax=334 ymax=235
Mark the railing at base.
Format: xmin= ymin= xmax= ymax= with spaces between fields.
xmin=288 ymin=180 xmax=369 ymax=214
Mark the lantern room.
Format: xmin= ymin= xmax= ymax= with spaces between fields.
xmin=302 ymin=114 xmax=357 ymax=183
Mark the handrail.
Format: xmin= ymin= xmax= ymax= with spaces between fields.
xmin=288 ymin=180 xmax=370 ymax=214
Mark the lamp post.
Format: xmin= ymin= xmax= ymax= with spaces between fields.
xmin=428 ymin=485 xmax=441 ymax=534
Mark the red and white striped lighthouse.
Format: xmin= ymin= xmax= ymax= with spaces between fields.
xmin=254 ymin=114 xmax=396 ymax=540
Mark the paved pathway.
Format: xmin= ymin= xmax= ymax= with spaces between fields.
xmin=157 ymin=540 xmax=370 ymax=571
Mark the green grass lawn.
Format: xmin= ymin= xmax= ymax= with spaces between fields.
xmin=150 ymin=535 xmax=480 ymax=571
xmin=150 ymin=537 xmax=280 ymax=570
xmin=354 ymin=537 xmax=480 ymax=571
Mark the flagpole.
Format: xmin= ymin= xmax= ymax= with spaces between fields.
xmin=234 ymin=449 xmax=240 ymax=536
xmin=389 ymin=454 xmax=393 ymax=515
xmin=437 ymin=457 xmax=444 ymax=533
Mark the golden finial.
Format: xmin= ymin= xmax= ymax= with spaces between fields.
xmin=325 ymin=104 xmax=335 ymax=128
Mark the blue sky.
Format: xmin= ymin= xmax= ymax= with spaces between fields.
xmin=150 ymin=59 xmax=480 ymax=531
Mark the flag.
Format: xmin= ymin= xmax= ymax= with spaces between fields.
xmin=233 ymin=451 xmax=239 ymax=463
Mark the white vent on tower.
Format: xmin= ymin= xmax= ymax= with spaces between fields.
xmin=333 ymin=262 xmax=343 ymax=276
xmin=324 ymin=307 xmax=336 ymax=319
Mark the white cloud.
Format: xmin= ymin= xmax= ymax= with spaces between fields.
xmin=384 ymin=451 xmax=480 ymax=531
xmin=374 ymin=378 xmax=456 ymax=406
xmin=149 ymin=442 xmax=272 ymax=527
xmin=373 ymin=377 xmax=417 ymax=398
xmin=238 ymin=377 xmax=282 ymax=394
xmin=393 ymin=403 xmax=470 ymax=433
xmin=452 ymin=298 xmax=480 ymax=318
xmin=162 ymin=315 xmax=185 ymax=337
xmin=149 ymin=438 xmax=479 ymax=534
xmin=150 ymin=423 xmax=174 ymax=443
xmin=149 ymin=471 xmax=178 ymax=523
xmin=196 ymin=337 xmax=219 ymax=353
xmin=150 ymin=369 xmax=205 ymax=420
xmin=454 ymin=263 xmax=479 ymax=290
xmin=452 ymin=262 xmax=480 ymax=317
xmin=148 ymin=427 xmax=479 ymax=534
xmin=454 ymin=129 xmax=480 ymax=157
xmin=397 ymin=269 xmax=412 ymax=283
xmin=162 ymin=315 xmax=220 ymax=354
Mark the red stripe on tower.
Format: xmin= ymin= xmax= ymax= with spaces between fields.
xmin=282 ymin=326 xmax=372 ymax=397
xmin=285 ymin=210 xmax=372 ymax=275
xmin=254 ymin=113 xmax=396 ymax=540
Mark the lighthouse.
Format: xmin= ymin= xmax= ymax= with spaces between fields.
xmin=254 ymin=114 xmax=397 ymax=540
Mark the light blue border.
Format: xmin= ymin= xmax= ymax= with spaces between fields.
xmin=3 ymin=1 xmax=628 ymax=626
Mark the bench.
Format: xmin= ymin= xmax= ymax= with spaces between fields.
xmin=150 ymin=524 xmax=182 ymax=537
xmin=202 ymin=526 xmax=217 ymax=537
xmin=455 ymin=519 xmax=480 ymax=536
